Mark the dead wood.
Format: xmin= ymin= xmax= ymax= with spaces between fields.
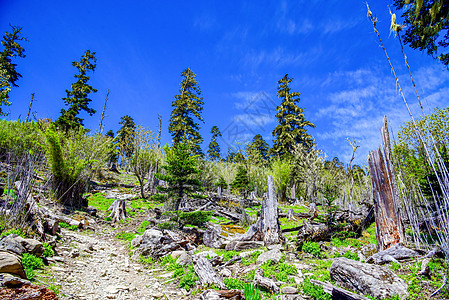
xmin=193 ymin=254 xmax=225 ymax=289
xmin=311 ymin=280 xmax=371 ymax=300
xmin=107 ymin=200 xmax=127 ymax=223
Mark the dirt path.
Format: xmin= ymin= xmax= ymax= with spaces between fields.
xmin=45 ymin=227 xmax=186 ymax=300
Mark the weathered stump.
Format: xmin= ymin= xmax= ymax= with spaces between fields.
xmin=263 ymin=176 xmax=282 ymax=246
xmin=193 ymin=254 xmax=225 ymax=289
xmin=107 ymin=200 xmax=127 ymax=223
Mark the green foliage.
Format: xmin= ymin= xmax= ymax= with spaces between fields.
xmin=137 ymin=220 xmax=150 ymax=234
xmin=259 ymin=259 xmax=296 ymax=283
xmin=169 ymin=67 xmax=204 ymax=155
xmin=178 ymin=265 xmax=198 ymax=291
xmin=155 ymin=143 xmax=203 ymax=211
xmin=268 ymin=157 xmax=292 ymax=202
xmin=42 ymin=243 xmax=54 ymax=257
xmin=139 ymin=255 xmax=155 ymax=265
xmin=241 ymin=251 xmax=262 ymax=266
xmin=0 ymin=120 xmax=46 ymax=157
xmin=48 ymin=284 xmax=61 ymax=295
xmin=207 ymin=125 xmax=222 ymax=161
xmin=22 ymin=253 xmax=44 ymax=280
xmin=302 ymin=241 xmax=322 ymax=258
xmin=332 ymin=237 xmax=361 ymax=248
xmin=117 ymin=115 xmax=136 ymax=160
xmin=244 ymin=283 xmax=262 ymax=300
xmin=215 ymin=249 xmax=239 ymax=261
xmin=58 ymin=222 xmax=78 ymax=231
xmin=157 ymin=221 xmax=177 ymax=230
xmin=302 ymin=278 xmax=331 ymax=300
xmin=393 ymin=0 xmax=449 ymax=68
xmin=390 ymin=262 xmax=401 ymax=271
xmin=87 ymin=192 xmax=115 ymax=213
xmin=56 ymin=50 xmax=97 ymax=131
xmin=224 ymin=277 xmax=246 ymax=290
xmin=0 ymin=228 xmax=26 ymax=238
xmin=216 ymin=176 xmax=228 ymax=190
xmin=178 ymin=211 xmax=213 ymax=227
xmin=0 ymin=25 xmax=27 ymax=115
xmin=115 ymin=232 xmax=136 ymax=241
xmin=231 ymin=165 xmax=250 ymax=197
xmin=270 ymin=74 xmax=315 ymax=158
xmin=343 ymin=251 xmax=359 ymax=261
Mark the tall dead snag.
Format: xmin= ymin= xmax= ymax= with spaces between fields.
xmin=368 ymin=116 xmax=406 ymax=251
xmin=263 ymin=175 xmax=282 ymax=245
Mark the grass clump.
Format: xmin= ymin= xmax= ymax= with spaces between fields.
xmin=224 ymin=277 xmax=246 ymax=290
xmin=343 ymin=250 xmax=359 ymax=261
xmin=22 ymin=253 xmax=44 ymax=280
xmin=42 ymin=242 xmax=54 ymax=257
xmin=241 ymin=251 xmax=262 ymax=266
xmin=87 ymin=192 xmax=115 ymax=213
xmin=137 ymin=220 xmax=150 ymax=234
xmin=58 ymin=222 xmax=78 ymax=231
xmin=244 ymin=283 xmax=262 ymax=300
xmin=302 ymin=241 xmax=322 ymax=258
xmin=179 ymin=265 xmax=198 ymax=291
xmin=302 ymin=278 xmax=331 ymax=300
xmin=215 ymin=249 xmax=239 ymax=261
xmin=115 ymin=231 xmax=136 ymax=241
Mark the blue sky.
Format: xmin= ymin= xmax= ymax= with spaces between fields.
xmin=1 ymin=0 xmax=448 ymax=165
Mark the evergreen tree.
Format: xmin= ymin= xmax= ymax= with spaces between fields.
xmin=155 ymin=143 xmax=203 ymax=211
xmin=393 ymin=0 xmax=449 ymax=68
xmin=117 ymin=115 xmax=136 ymax=161
xmin=0 ymin=25 xmax=27 ymax=115
xmin=247 ymin=134 xmax=269 ymax=165
xmin=169 ymin=67 xmax=204 ymax=155
xmin=55 ymin=50 xmax=97 ymax=131
xmin=216 ymin=176 xmax=228 ymax=190
xmin=207 ymin=125 xmax=222 ymax=161
xmin=270 ymin=74 xmax=315 ymax=158
xmin=231 ymin=165 xmax=250 ymax=197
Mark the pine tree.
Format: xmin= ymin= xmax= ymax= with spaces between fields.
xmin=270 ymin=74 xmax=315 ymax=158
xmin=247 ymin=134 xmax=269 ymax=165
xmin=169 ymin=67 xmax=204 ymax=155
xmin=393 ymin=0 xmax=449 ymax=68
xmin=55 ymin=50 xmax=97 ymax=131
xmin=117 ymin=115 xmax=136 ymax=161
xmin=207 ymin=125 xmax=222 ymax=161
xmin=0 ymin=25 xmax=27 ymax=115
xmin=155 ymin=143 xmax=203 ymax=211
xmin=231 ymin=165 xmax=250 ymax=197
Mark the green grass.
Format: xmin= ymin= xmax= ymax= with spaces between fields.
xmin=302 ymin=278 xmax=331 ymax=300
xmin=87 ymin=192 xmax=115 ymax=213
xmin=137 ymin=220 xmax=150 ymax=234
xmin=302 ymin=241 xmax=322 ymax=258
xmin=42 ymin=243 xmax=54 ymax=257
xmin=279 ymin=217 xmax=303 ymax=230
xmin=22 ymin=253 xmax=44 ymax=280
xmin=224 ymin=277 xmax=246 ymax=289
xmin=115 ymin=231 xmax=136 ymax=241
xmin=241 ymin=251 xmax=262 ymax=266
xmin=0 ymin=228 xmax=26 ymax=238
xmin=58 ymin=222 xmax=78 ymax=231
xmin=215 ymin=249 xmax=239 ymax=261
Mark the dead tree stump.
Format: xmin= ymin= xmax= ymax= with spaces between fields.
xmin=263 ymin=176 xmax=282 ymax=246
xmin=368 ymin=116 xmax=405 ymax=251
xmin=107 ymin=200 xmax=128 ymax=223
xmin=193 ymin=254 xmax=225 ymax=289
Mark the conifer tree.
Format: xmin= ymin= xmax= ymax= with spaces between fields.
xmin=117 ymin=115 xmax=136 ymax=161
xmin=231 ymin=165 xmax=250 ymax=197
xmin=0 ymin=25 xmax=27 ymax=115
xmin=270 ymin=74 xmax=315 ymax=158
xmin=169 ymin=67 xmax=204 ymax=155
xmin=155 ymin=143 xmax=203 ymax=211
xmin=56 ymin=50 xmax=97 ymax=131
xmin=207 ymin=125 xmax=222 ymax=161
xmin=247 ymin=134 xmax=269 ymax=164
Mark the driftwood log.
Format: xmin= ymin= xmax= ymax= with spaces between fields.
xmin=311 ymin=280 xmax=371 ymax=300
xmin=368 ymin=116 xmax=405 ymax=251
xmin=107 ymin=200 xmax=127 ymax=222
xmin=254 ymin=269 xmax=279 ymax=293
xmin=193 ymin=254 xmax=225 ymax=289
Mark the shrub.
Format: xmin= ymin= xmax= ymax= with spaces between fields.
xmin=157 ymin=221 xmax=177 ymax=230
xmin=343 ymin=251 xmax=359 ymax=261
xmin=302 ymin=278 xmax=331 ymax=300
xmin=224 ymin=277 xmax=246 ymax=290
xmin=42 ymin=243 xmax=54 ymax=257
xmin=302 ymin=241 xmax=321 ymax=258
xmin=0 ymin=228 xmax=26 ymax=238
xmin=179 ymin=211 xmax=213 ymax=227
xmin=179 ymin=265 xmax=198 ymax=291
xmin=244 ymin=283 xmax=262 ymax=300
xmin=22 ymin=253 xmax=44 ymax=280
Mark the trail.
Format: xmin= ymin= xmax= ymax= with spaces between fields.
xmin=45 ymin=226 xmax=187 ymax=300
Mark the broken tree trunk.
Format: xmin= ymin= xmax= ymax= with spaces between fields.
xmin=368 ymin=116 xmax=406 ymax=251
xmin=193 ymin=254 xmax=225 ymax=289
xmin=107 ymin=200 xmax=128 ymax=223
xmin=262 ymin=176 xmax=282 ymax=246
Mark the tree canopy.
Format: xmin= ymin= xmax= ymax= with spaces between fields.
xmin=207 ymin=125 xmax=222 ymax=161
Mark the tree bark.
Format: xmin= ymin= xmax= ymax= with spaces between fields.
xmin=107 ymin=200 xmax=128 ymax=223
xmin=368 ymin=116 xmax=406 ymax=251
xmin=193 ymin=254 xmax=225 ymax=289
xmin=262 ymin=176 xmax=282 ymax=246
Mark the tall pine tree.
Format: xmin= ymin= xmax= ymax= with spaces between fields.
xmin=207 ymin=125 xmax=222 ymax=161
xmin=0 ymin=25 xmax=27 ymax=115
xmin=169 ymin=67 xmax=204 ymax=155
xmin=117 ymin=115 xmax=136 ymax=161
xmin=270 ymin=74 xmax=315 ymax=159
xmin=56 ymin=50 xmax=97 ymax=131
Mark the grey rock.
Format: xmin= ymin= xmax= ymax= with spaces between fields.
xmin=0 ymin=272 xmax=31 ymax=287
xmin=367 ymin=243 xmax=419 ymax=265
xmin=225 ymin=241 xmax=264 ymax=251
xmin=330 ymin=257 xmax=408 ymax=299
xmin=0 ymin=235 xmax=43 ymax=257
xmin=254 ymin=268 xmax=279 ymax=293
xmin=281 ymin=286 xmax=298 ymax=294
xmin=203 ymin=223 xmax=226 ymax=249
xmin=0 ymin=250 xmax=27 ymax=279
xmin=257 ymin=248 xmax=283 ymax=264
xmin=176 ymin=251 xmax=193 ymax=266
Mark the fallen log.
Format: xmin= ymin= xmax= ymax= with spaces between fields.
xmin=311 ymin=280 xmax=371 ymax=300
xmin=193 ymin=254 xmax=225 ymax=289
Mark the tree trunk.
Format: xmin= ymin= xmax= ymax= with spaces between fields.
xmin=193 ymin=254 xmax=225 ymax=289
xmin=368 ymin=116 xmax=405 ymax=251
xmin=263 ymin=176 xmax=282 ymax=246
xmin=107 ymin=200 xmax=127 ymax=223
xmin=290 ymin=176 xmax=296 ymax=200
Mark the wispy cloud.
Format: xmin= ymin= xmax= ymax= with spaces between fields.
xmin=243 ymin=46 xmax=322 ymax=68
xmin=315 ymin=65 xmax=449 ymax=164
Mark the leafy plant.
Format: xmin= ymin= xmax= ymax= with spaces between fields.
xmin=302 ymin=278 xmax=331 ymax=300
xmin=178 ymin=210 xmax=213 ymax=227
xmin=343 ymin=251 xmax=359 ymax=261
xmin=22 ymin=253 xmax=44 ymax=280
xmin=115 ymin=232 xmax=136 ymax=241
xmin=42 ymin=243 xmax=54 ymax=257
xmin=178 ymin=265 xmax=198 ymax=291
xmin=137 ymin=220 xmax=150 ymax=234
xmin=302 ymin=241 xmax=322 ymax=258
xmin=241 ymin=251 xmax=262 ymax=266
xmin=58 ymin=222 xmax=78 ymax=231
xmin=244 ymin=283 xmax=262 ymax=300
xmin=224 ymin=277 xmax=246 ymax=290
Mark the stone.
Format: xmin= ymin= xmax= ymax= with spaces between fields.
xmin=254 ymin=268 xmax=279 ymax=293
xmin=219 ymin=267 xmax=232 ymax=277
xmin=366 ymin=243 xmax=419 ymax=265
xmin=256 ymin=248 xmax=283 ymax=264
xmin=196 ymin=250 xmax=217 ymax=259
xmin=176 ymin=251 xmax=192 ymax=266
xmin=0 ymin=251 xmax=27 ymax=279
xmin=87 ymin=206 xmax=97 ymax=217
xmin=330 ymin=257 xmax=408 ymax=299
xmin=203 ymin=223 xmax=226 ymax=249
xmin=281 ymin=286 xmax=298 ymax=294
xmin=171 ymin=250 xmax=185 ymax=259
xmin=0 ymin=283 xmax=58 ymax=300
xmin=0 ymin=273 xmax=31 ymax=287
xmin=0 ymin=235 xmax=43 ymax=257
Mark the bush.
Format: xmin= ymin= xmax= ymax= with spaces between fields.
xmin=302 ymin=278 xmax=331 ymax=300
xmin=42 ymin=243 xmax=54 ymax=257
xmin=343 ymin=251 xmax=359 ymax=261
xmin=178 ymin=211 xmax=213 ymax=227
xmin=179 ymin=265 xmax=198 ymax=291
xmin=302 ymin=241 xmax=321 ymax=258
xmin=22 ymin=253 xmax=44 ymax=280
